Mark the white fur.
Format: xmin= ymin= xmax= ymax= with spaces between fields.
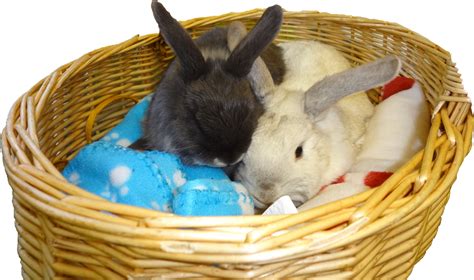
xmin=236 ymin=41 xmax=374 ymax=207
xmin=212 ymin=158 xmax=227 ymax=167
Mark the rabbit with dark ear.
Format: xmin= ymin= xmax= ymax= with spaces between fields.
xmin=130 ymin=1 xmax=286 ymax=167
xmin=235 ymin=37 xmax=401 ymax=208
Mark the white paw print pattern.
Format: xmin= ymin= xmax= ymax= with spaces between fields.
xmin=116 ymin=138 xmax=131 ymax=147
xmin=109 ymin=165 xmax=132 ymax=187
xmin=150 ymin=201 xmax=161 ymax=211
xmin=173 ymin=170 xmax=186 ymax=187
xmin=192 ymin=185 xmax=207 ymax=191
xmin=110 ymin=193 xmax=118 ymax=202
xmin=111 ymin=133 xmax=120 ymax=139
xmin=68 ymin=172 xmax=81 ymax=184
xmin=100 ymin=190 xmax=111 ymax=198
xmin=109 ymin=165 xmax=132 ymax=198
xmin=100 ymin=183 xmax=112 ymax=198
xmin=119 ymin=185 xmax=129 ymax=196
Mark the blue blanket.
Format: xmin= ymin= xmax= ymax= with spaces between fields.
xmin=62 ymin=96 xmax=254 ymax=216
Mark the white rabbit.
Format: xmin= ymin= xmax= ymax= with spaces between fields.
xmin=227 ymin=22 xmax=401 ymax=209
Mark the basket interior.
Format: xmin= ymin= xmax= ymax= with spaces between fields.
xmin=34 ymin=11 xmax=467 ymax=176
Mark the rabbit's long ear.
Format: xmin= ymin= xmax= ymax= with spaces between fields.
xmin=304 ymin=55 xmax=401 ymax=117
xmin=224 ymin=5 xmax=282 ymax=78
xmin=151 ymin=0 xmax=206 ymax=81
xmin=227 ymin=21 xmax=275 ymax=102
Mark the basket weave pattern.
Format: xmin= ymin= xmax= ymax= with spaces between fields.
xmin=2 ymin=9 xmax=472 ymax=279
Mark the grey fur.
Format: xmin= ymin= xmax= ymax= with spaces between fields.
xmin=131 ymin=2 xmax=286 ymax=167
xmin=304 ymin=55 xmax=401 ymax=118
xmin=228 ymin=21 xmax=275 ymax=102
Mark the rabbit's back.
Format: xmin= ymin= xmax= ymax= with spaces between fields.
xmin=278 ymin=40 xmax=351 ymax=91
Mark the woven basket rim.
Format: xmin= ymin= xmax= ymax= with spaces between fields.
xmin=179 ymin=8 xmax=454 ymax=59
xmin=2 ymin=7 xmax=473 ymax=278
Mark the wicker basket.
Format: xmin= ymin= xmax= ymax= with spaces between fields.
xmin=2 ymin=8 xmax=472 ymax=279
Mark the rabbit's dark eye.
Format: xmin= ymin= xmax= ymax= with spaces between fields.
xmin=295 ymin=146 xmax=303 ymax=159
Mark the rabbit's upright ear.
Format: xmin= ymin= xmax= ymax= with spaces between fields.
xmin=227 ymin=21 xmax=275 ymax=102
xmin=224 ymin=5 xmax=283 ymax=78
xmin=151 ymin=0 xmax=206 ymax=81
xmin=304 ymin=55 xmax=401 ymax=118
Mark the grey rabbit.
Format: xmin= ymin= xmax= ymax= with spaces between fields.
xmin=130 ymin=0 xmax=286 ymax=167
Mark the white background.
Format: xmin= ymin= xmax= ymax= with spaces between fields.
xmin=0 ymin=1 xmax=472 ymax=279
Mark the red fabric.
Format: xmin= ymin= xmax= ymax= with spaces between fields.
xmin=332 ymin=175 xmax=345 ymax=184
xmin=318 ymin=171 xmax=392 ymax=194
xmin=382 ymin=76 xmax=415 ymax=100
xmin=364 ymin=171 xmax=393 ymax=188
xmin=317 ymin=175 xmax=346 ymax=194
xmin=318 ymin=184 xmax=329 ymax=194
